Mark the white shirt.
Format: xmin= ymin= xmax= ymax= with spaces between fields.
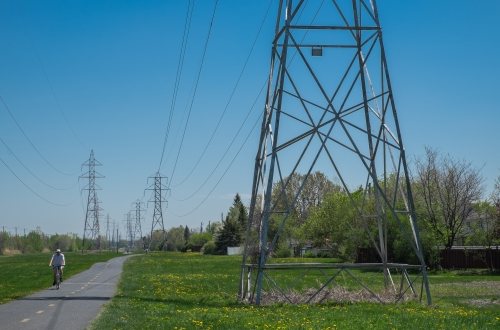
xmin=49 ymin=253 xmax=66 ymax=267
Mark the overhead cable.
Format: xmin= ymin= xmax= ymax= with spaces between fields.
xmin=173 ymin=0 xmax=273 ymax=187
xmin=173 ymin=0 xmax=322 ymax=200
xmin=174 ymin=80 xmax=267 ymax=201
xmin=176 ymin=111 xmax=263 ymax=217
xmin=30 ymin=42 xmax=86 ymax=150
xmin=0 ymin=94 xmax=74 ymax=176
xmin=0 ymin=156 xmax=69 ymax=206
xmin=168 ymin=0 xmax=220 ymax=187
xmin=0 ymin=136 xmax=74 ymax=190
xmin=158 ymin=0 xmax=195 ymax=171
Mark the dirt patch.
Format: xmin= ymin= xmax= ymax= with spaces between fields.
xmin=465 ymin=298 xmax=500 ymax=307
xmin=1 ymin=249 xmax=22 ymax=256
xmin=433 ymin=281 xmax=500 ymax=297
xmin=260 ymin=287 xmax=418 ymax=305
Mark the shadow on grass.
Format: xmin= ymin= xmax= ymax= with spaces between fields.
xmin=112 ymin=294 xmax=242 ymax=309
xmin=428 ymin=269 xmax=500 ymax=276
xmin=19 ymin=296 xmax=111 ymax=301
xmin=111 ymin=293 xmax=385 ymax=309
xmin=456 ymin=269 xmax=500 ymax=276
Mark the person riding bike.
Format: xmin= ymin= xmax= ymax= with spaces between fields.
xmin=49 ymin=248 xmax=66 ymax=286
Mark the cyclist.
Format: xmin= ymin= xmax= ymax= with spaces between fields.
xmin=49 ymin=248 xmax=66 ymax=286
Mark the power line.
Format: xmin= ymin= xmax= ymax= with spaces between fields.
xmin=0 ymin=136 xmax=74 ymax=191
xmin=0 ymin=94 xmax=74 ymax=176
xmin=159 ymin=1 xmax=316 ymax=215
xmin=0 ymin=156 xmax=69 ymax=206
xmin=172 ymin=0 xmax=318 ymax=193
xmin=172 ymin=0 xmax=321 ymax=201
xmin=173 ymin=0 xmax=273 ymax=187
xmin=168 ymin=0 xmax=220 ymax=188
xmin=158 ymin=0 xmax=195 ymax=171
xmin=176 ymin=110 xmax=262 ymax=217
xmin=174 ymin=80 xmax=266 ymax=202
xmin=30 ymin=42 xmax=86 ymax=150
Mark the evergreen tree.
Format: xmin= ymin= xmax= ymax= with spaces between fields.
xmin=215 ymin=216 xmax=241 ymax=254
xmin=226 ymin=193 xmax=248 ymax=234
xmin=214 ymin=193 xmax=248 ymax=254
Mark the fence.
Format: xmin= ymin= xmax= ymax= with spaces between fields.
xmin=356 ymin=246 xmax=500 ymax=270
xmin=439 ymin=246 xmax=500 ymax=270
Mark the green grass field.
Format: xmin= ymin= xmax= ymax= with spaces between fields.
xmin=0 ymin=251 xmax=120 ymax=304
xmin=90 ymin=253 xmax=500 ymax=329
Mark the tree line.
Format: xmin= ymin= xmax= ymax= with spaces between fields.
xmin=208 ymin=148 xmax=500 ymax=268
xmin=0 ymin=230 xmax=81 ymax=255
xmin=159 ymin=147 xmax=499 ymax=265
xmin=2 ymin=148 xmax=498 ymax=265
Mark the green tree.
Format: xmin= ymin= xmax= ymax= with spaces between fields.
xmin=24 ymin=231 xmax=44 ymax=253
xmin=49 ymin=234 xmax=74 ymax=252
xmin=165 ymin=226 xmax=186 ymax=251
xmin=0 ymin=231 xmax=10 ymax=255
xmin=215 ymin=194 xmax=247 ymax=255
xmin=188 ymin=232 xmax=212 ymax=248
xmin=465 ymin=201 xmax=499 ymax=247
xmin=492 ymin=175 xmax=500 ymax=240
xmin=299 ymin=190 xmax=365 ymax=260
xmin=263 ymin=172 xmax=341 ymax=256
xmin=214 ymin=217 xmax=241 ymax=254
xmin=226 ymin=193 xmax=248 ymax=233
xmin=272 ymin=172 xmax=340 ymax=226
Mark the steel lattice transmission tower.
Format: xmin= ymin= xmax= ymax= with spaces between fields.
xmin=125 ymin=212 xmax=134 ymax=252
xmin=240 ymin=0 xmax=431 ymax=305
xmin=105 ymin=214 xmax=111 ymax=249
xmin=146 ymin=172 xmax=169 ymax=250
xmin=80 ymin=150 xmax=104 ymax=251
xmin=133 ymin=199 xmax=145 ymax=250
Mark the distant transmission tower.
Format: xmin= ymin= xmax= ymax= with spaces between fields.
xmin=80 ymin=150 xmax=103 ymax=251
xmin=146 ymin=172 xmax=169 ymax=250
xmin=133 ymin=199 xmax=145 ymax=250
xmin=125 ymin=212 xmax=133 ymax=252
xmin=240 ymin=0 xmax=431 ymax=305
xmin=106 ymin=214 xmax=111 ymax=250
xmin=111 ymin=220 xmax=116 ymax=250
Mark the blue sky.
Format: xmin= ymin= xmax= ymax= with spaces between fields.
xmin=0 ymin=0 xmax=499 ymax=237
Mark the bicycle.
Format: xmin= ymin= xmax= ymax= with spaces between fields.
xmin=52 ymin=266 xmax=62 ymax=289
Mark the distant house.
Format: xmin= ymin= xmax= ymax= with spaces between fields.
xmin=456 ymin=210 xmax=496 ymax=246
xmin=227 ymin=246 xmax=242 ymax=255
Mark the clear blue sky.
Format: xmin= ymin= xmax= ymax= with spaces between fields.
xmin=0 ymin=0 xmax=499 ymax=237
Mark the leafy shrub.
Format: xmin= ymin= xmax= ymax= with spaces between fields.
xmin=317 ymin=249 xmax=335 ymax=258
xmin=188 ymin=233 xmax=212 ymax=247
xmin=202 ymin=241 xmax=217 ymax=255
xmin=303 ymin=251 xmax=316 ymax=258
xmin=275 ymin=245 xmax=292 ymax=258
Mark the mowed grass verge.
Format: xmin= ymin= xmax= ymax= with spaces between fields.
xmin=0 ymin=251 xmax=121 ymax=304
xmin=91 ymin=253 xmax=500 ymax=329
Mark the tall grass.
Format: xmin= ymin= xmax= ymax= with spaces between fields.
xmin=0 ymin=251 xmax=120 ymax=304
xmin=91 ymin=253 xmax=500 ymax=329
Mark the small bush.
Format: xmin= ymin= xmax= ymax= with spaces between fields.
xmin=275 ymin=246 xmax=292 ymax=258
xmin=317 ymin=250 xmax=335 ymax=258
xmin=303 ymin=251 xmax=316 ymax=258
xmin=202 ymin=241 xmax=217 ymax=255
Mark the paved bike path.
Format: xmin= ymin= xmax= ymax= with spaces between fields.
xmin=0 ymin=255 xmax=134 ymax=330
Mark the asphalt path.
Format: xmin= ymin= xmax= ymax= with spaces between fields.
xmin=0 ymin=255 xmax=134 ymax=330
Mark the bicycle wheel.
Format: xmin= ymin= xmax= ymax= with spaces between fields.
xmin=56 ymin=269 xmax=60 ymax=289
